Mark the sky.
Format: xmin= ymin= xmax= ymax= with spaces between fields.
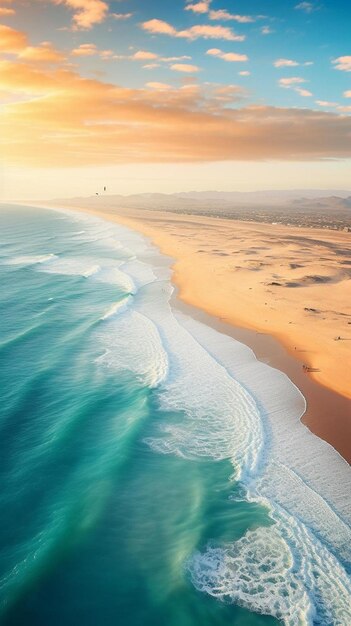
xmin=0 ymin=0 xmax=350 ymax=200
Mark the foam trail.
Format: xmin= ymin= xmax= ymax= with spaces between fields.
xmin=38 ymin=257 xmax=135 ymax=293
xmin=133 ymin=282 xmax=263 ymax=480
xmin=178 ymin=314 xmax=351 ymax=559
xmin=3 ymin=254 xmax=57 ymax=266
xmin=94 ymin=309 xmax=168 ymax=388
xmin=100 ymin=295 xmax=132 ymax=320
xmin=188 ymin=503 xmax=351 ymax=626
xmin=82 ymin=264 xmax=100 ymax=278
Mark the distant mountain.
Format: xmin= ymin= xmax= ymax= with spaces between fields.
xmin=47 ymin=190 xmax=351 ymax=231
xmin=292 ymin=196 xmax=351 ymax=210
xmin=51 ymin=190 xmax=351 ymax=212
xmin=173 ymin=190 xmax=351 ymax=205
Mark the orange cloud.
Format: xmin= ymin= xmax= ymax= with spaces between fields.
xmin=19 ymin=42 xmax=66 ymax=63
xmin=141 ymin=19 xmax=245 ymax=41
xmin=206 ymin=48 xmax=248 ymax=62
xmin=0 ymin=23 xmax=27 ymax=52
xmin=185 ymin=1 xmax=210 ymax=14
xmin=295 ymin=87 xmax=313 ymax=97
xmin=170 ymin=63 xmax=201 ymax=73
xmin=1 ymin=58 xmax=350 ymax=169
xmin=332 ymin=56 xmax=351 ymax=72
xmin=53 ymin=0 xmax=108 ymax=30
xmin=274 ymin=59 xmax=299 ymax=68
xmin=0 ymin=7 xmax=15 ymax=15
xmin=279 ymin=77 xmax=307 ymax=87
xmin=146 ymin=82 xmax=172 ymax=90
xmin=70 ymin=43 xmax=114 ymax=59
xmin=141 ymin=19 xmax=176 ymax=36
xmin=132 ymin=50 xmax=159 ymax=60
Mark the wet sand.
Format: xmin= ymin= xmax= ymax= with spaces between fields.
xmin=41 ymin=202 xmax=351 ymax=463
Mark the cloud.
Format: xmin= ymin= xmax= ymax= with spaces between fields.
xmin=274 ymin=59 xmax=313 ymax=68
xmin=53 ymin=0 xmax=108 ymax=30
xmin=239 ymin=71 xmax=250 ymax=76
xmin=2 ymin=58 xmax=350 ymax=169
xmin=19 ymin=42 xmax=66 ymax=63
xmin=295 ymin=87 xmax=312 ymax=97
xmin=279 ymin=77 xmax=307 ymax=87
xmin=0 ymin=7 xmax=15 ymax=15
xmin=184 ymin=1 xmax=254 ymax=23
xmin=161 ymin=56 xmax=192 ymax=62
xmin=170 ymin=63 xmax=201 ymax=73
xmin=146 ymin=82 xmax=172 ymax=90
xmin=112 ymin=12 xmax=133 ymax=20
xmin=344 ymin=91 xmax=351 ymax=98
xmin=274 ymin=59 xmax=299 ymax=68
xmin=261 ymin=26 xmax=273 ymax=35
xmin=295 ymin=2 xmax=317 ymax=13
xmin=185 ymin=1 xmax=210 ymax=14
xmin=141 ymin=19 xmax=245 ymax=41
xmin=142 ymin=63 xmax=160 ymax=70
xmin=141 ymin=19 xmax=176 ymax=36
xmin=70 ymin=43 xmax=114 ymax=59
xmin=279 ymin=77 xmax=312 ymax=97
xmin=132 ymin=50 xmax=159 ymax=60
xmin=206 ymin=48 xmax=248 ymax=62
xmin=209 ymin=10 xmax=254 ymax=23
xmin=332 ymin=56 xmax=351 ymax=72
xmin=0 ymin=24 xmax=27 ymax=52
xmin=315 ymin=100 xmax=337 ymax=107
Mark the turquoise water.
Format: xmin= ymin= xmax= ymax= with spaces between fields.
xmin=0 ymin=206 xmax=350 ymax=626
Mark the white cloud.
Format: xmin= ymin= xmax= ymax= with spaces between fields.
xmin=295 ymin=2 xmax=317 ymax=13
xmin=112 ymin=13 xmax=133 ymax=21
xmin=261 ymin=26 xmax=273 ymax=35
xmin=209 ymin=9 xmax=254 ymax=23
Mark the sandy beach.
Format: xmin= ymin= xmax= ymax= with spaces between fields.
xmin=47 ymin=203 xmax=351 ymax=462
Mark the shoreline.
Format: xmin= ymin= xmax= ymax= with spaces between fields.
xmin=20 ymin=202 xmax=351 ymax=463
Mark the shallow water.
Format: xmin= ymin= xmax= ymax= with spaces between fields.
xmin=0 ymin=205 xmax=350 ymax=626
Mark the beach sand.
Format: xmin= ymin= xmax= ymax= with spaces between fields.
xmin=48 ymin=203 xmax=351 ymax=462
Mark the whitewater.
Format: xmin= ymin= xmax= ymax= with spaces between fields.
xmin=0 ymin=204 xmax=350 ymax=626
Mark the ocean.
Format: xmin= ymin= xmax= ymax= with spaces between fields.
xmin=0 ymin=204 xmax=350 ymax=626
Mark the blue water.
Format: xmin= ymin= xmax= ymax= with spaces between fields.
xmin=0 ymin=205 xmax=350 ymax=626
